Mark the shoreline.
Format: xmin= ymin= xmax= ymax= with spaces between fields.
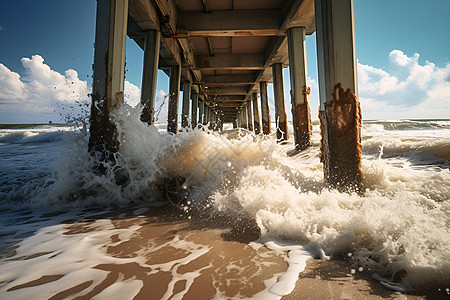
xmin=1 ymin=206 xmax=446 ymax=299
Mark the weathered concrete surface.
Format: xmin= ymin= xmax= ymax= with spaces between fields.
xmin=259 ymin=81 xmax=271 ymax=135
xmin=140 ymin=30 xmax=160 ymax=125
xmin=181 ymin=82 xmax=191 ymax=128
xmin=89 ymin=0 xmax=128 ymax=163
xmin=252 ymin=93 xmax=261 ymax=134
xmin=246 ymin=102 xmax=253 ymax=132
xmin=167 ymin=65 xmax=181 ymax=134
xmin=272 ymin=63 xmax=288 ymax=141
xmin=291 ymin=86 xmax=312 ymax=150
xmin=191 ymin=91 xmax=199 ymax=128
xmin=319 ymin=84 xmax=362 ymax=191
xmin=287 ymin=26 xmax=311 ymax=150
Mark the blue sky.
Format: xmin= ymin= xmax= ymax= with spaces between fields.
xmin=0 ymin=0 xmax=449 ymax=123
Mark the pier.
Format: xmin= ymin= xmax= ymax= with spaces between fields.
xmin=89 ymin=0 xmax=362 ymax=189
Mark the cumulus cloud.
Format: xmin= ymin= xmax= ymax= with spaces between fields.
xmin=153 ymin=89 xmax=169 ymax=123
xmin=357 ymin=50 xmax=450 ymax=119
xmin=0 ymin=55 xmax=145 ymax=123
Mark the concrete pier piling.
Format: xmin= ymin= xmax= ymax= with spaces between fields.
xmin=272 ymin=63 xmax=288 ymax=142
xmin=246 ymin=102 xmax=253 ymax=132
xmin=89 ymin=0 xmax=128 ymax=161
xmin=315 ymin=0 xmax=362 ymax=190
xmin=259 ymin=81 xmax=271 ymax=135
xmin=191 ymin=90 xmax=199 ymax=128
xmin=167 ymin=65 xmax=181 ymax=134
xmin=181 ymin=82 xmax=191 ymax=128
xmin=288 ymin=27 xmax=312 ymax=150
xmin=140 ymin=30 xmax=160 ymax=124
xmin=198 ymin=99 xmax=204 ymax=126
xmin=252 ymin=93 xmax=261 ymax=134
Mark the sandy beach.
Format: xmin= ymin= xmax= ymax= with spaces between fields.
xmin=1 ymin=205 xmax=446 ymax=299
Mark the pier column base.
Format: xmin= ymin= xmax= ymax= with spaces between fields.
xmin=272 ymin=63 xmax=288 ymax=141
xmin=287 ymin=27 xmax=311 ymax=150
xmin=319 ymin=84 xmax=362 ymax=190
xmin=290 ymin=86 xmax=312 ymax=150
xmin=260 ymin=81 xmax=271 ymax=135
xmin=246 ymin=102 xmax=253 ymax=131
xmin=191 ymin=90 xmax=199 ymax=128
xmin=89 ymin=0 xmax=128 ymax=162
xmin=167 ymin=65 xmax=181 ymax=134
xmin=181 ymin=82 xmax=191 ymax=128
xmin=315 ymin=0 xmax=362 ymax=190
xmin=140 ymin=30 xmax=160 ymax=124
xmin=252 ymin=93 xmax=261 ymax=134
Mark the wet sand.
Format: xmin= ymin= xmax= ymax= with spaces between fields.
xmin=1 ymin=206 xmax=447 ymax=299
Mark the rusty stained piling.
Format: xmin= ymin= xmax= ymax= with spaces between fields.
xmin=287 ymin=27 xmax=312 ymax=150
xmin=260 ymin=81 xmax=271 ymax=135
xmin=272 ymin=63 xmax=288 ymax=141
xmin=181 ymin=82 xmax=191 ymax=128
xmin=252 ymin=93 xmax=261 ymax=134
xmin=315 ymin=0 xmax=362 ymax=191
xmin=241 ymin=106 xmax=248 ymax=130
xmin=246 ymin=101 xmax=253 ymax=132
xmin=140 ymin=30 xmax=160 ymax=125
xmin=191 ymin=90 xmax=199 ymax=128
xmin=89 ymin=0 xmax=128 ymax=163
xmin=167 ymin=65 xmax=181 ymax=134
xmin=198 ymin=98 xmax=204 ymax=125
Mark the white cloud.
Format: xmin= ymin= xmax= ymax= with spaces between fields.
xmin=0 ymin=55 xmax=146 ymax=123
xmin=153 ymin=89 xmax=168 ymax=123
xmin=357 ymin=50 xmax=450 ymax=119
xmin=124 ymin=81 xmax=141 ymax=107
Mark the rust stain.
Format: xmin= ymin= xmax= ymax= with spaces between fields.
xmin=140 ymin=105 xmax=155 ymax=125
xmin=320 ymin=83 xmax=362 ymax=191
xmin=234 ymin=31 xmax=254 ymax=36
xmin=262 ymin=118 xmax=271 ymax=135
xmin=291 ymin=86 xmax=312 ymax=150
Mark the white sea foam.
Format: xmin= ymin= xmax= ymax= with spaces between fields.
xmin=0 ymin=106 xmax=449 ymax=295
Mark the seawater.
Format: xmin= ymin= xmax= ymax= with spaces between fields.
xmin=0 ymin=106 xmax=449 ymax=298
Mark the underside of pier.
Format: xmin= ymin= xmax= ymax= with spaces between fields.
xmin=89 ymin=0 xmax=362 ymax=190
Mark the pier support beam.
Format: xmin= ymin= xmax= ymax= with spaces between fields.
xmin=167 ymin=65 xmax=181 ymax=134
xmin=242 ymin=106 xmax=248 ymax=130
xmin=288 ymin=27 xmax=311 ymax=150
xmin=315 ymin=0 xmax=362 ymax=190
xmin=260 ymin=81 xmax=271 ymax=135
xmin=140 ymin=30 xmax=160 ymax=124
xmin=181 ymin=82 xmax=191 ymax=128
xmin=89 ymin=0 xmax=128 ymax=160
xmin=205 ymin=105 xmax=209 ymax=125
xmin=198 ymin=99 xmax=204 ymax=125
xmin=191 ymin=90 xmax=199 ymax=128
xmin=246 ymin=102 xmax=253 ymax=131
xmin=272 ymin=63 xmax=288 ymax=141
xmin=252 ymin=93 xmax=261 ymax=134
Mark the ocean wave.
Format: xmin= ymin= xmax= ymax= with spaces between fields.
xmin=364 ymin=119 xmax=450 ymax=131
xmin=1 ymin=106 xmax=449 ymax=291
xmin=0 ymin=130 xmax=66 ymax=144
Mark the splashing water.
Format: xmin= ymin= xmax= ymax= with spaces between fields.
xmin=0 ymin=105 xmax=449 ymax=295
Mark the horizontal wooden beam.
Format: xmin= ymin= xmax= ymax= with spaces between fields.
xmin=201 ymin=74 xmax=257 ymax=86
xmin=206 ymin=86 xmax=250 ymax=95
xmin=195 ymin=54 xmax=265 ymax=70
xmin=179 ymin=10 xmax=282 ymax=37
xmin=209 ymin=95 xmax=245 ymax=101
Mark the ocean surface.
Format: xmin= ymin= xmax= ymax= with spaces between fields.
xmin=0 ymin=106 xmax=449 ymax=298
